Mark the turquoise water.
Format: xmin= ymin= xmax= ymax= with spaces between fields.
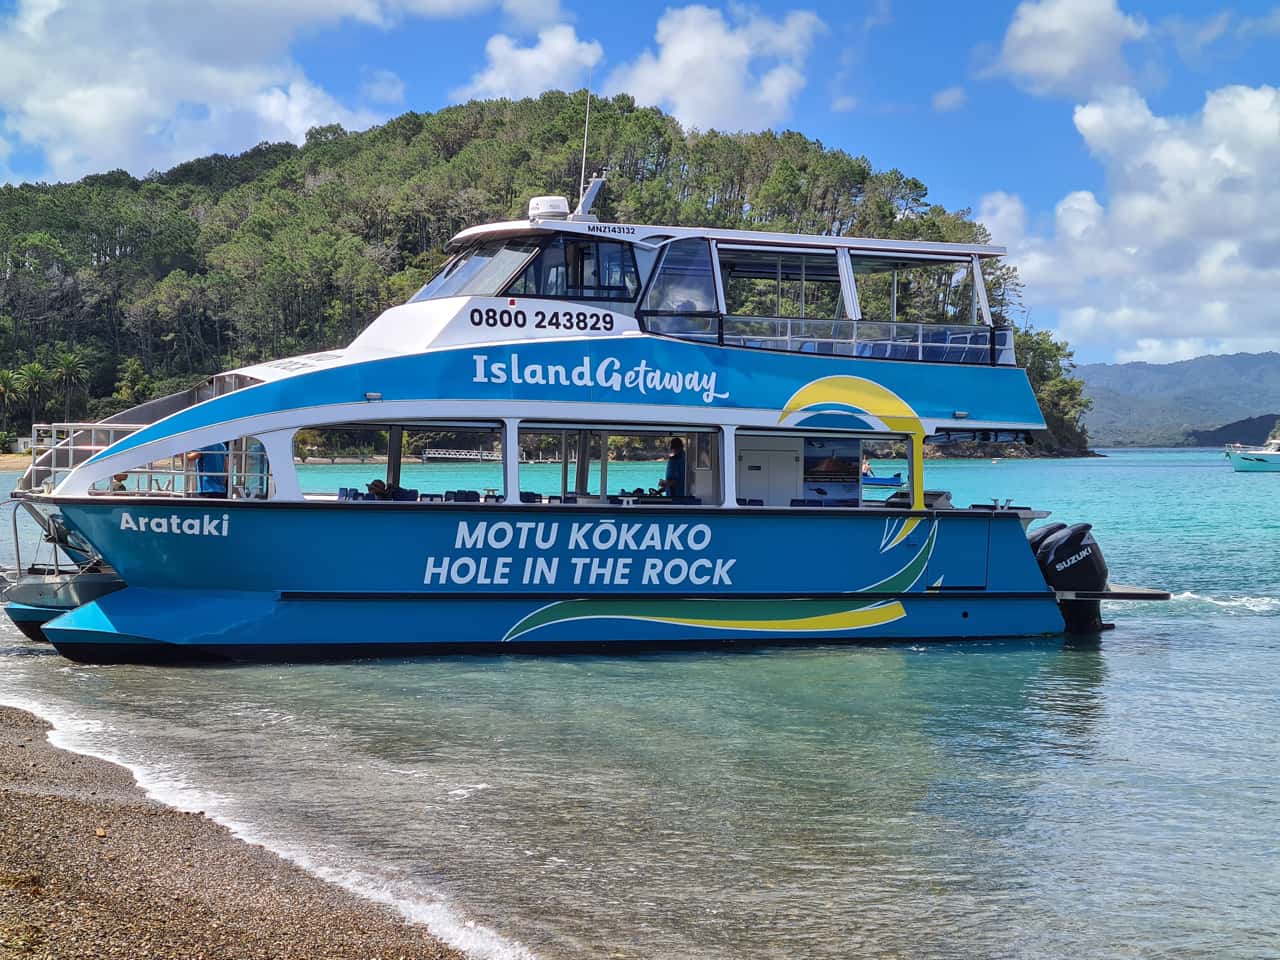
xmin=296 ymin=459 xmax=671 ymax=498
xmin=1 ymin=449 xmax=1278 ymax=959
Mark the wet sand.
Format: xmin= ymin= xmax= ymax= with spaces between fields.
xmin=0 ymin=706 xmax=465 ymax=959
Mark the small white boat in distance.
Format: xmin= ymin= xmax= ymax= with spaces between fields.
xmin=1225 ymin=439 xmax=1280 ymax=472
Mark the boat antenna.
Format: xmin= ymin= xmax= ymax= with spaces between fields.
xmin=578 ymin=72 xmax=592 ymax=207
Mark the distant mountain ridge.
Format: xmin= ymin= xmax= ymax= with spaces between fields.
xmin=1186 ymin=415 xmax=1280 ymax=447
xmin=1078 ymin=352 xmax=1280 ymax=446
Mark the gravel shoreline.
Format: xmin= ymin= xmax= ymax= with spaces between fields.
xmin=0 ymin=706 xmax=466 ymax=959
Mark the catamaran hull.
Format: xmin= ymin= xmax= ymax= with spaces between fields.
xmin=43 ymin=590 xmax=1066 ymax=662
xmin=5 ymin=602 xmax=61 ymax=642
xmin=32 ymin=499 xmax=1066 ymax=662
xmin=3 ymin=571 xmax=126 ymax=642
xmin=1226 ymin=451 xmax=1280 ymax=472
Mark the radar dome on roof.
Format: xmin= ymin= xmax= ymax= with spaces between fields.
xmin=528 ymin=196 xmax=570 ymax=219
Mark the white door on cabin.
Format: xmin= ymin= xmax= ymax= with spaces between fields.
xmin=738 ymin=450 xmax=801 ymax=505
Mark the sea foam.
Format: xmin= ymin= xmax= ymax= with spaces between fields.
xmin=1170 ymin=591 xmax=1280 ymax=614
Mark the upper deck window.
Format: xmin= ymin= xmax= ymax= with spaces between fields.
xmin=720 ymin=248 xmax=844 ymax=320
xmin=505 ymin=236 xmax=641 ymax=302
xmin=638 ymin=239 xmax=720 ymax=340
xmin=851 ymin=254 xmax=972 ymax=326
xmin=641 ymin=239 xmax=719 ymax=314
xmin=410 ymin=238 xmax=541 ymax=302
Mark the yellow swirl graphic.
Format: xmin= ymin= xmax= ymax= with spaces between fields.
xmin=643 ymin=601 xmax=906 ymax=633
xmin=883 ymin=515 xmax=924 ymax=551
xmin=778 ymin=375 xmax=923 ymax=434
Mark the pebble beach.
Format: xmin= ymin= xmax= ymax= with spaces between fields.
xmin=0 ymin=707 xmax=464 ymax=960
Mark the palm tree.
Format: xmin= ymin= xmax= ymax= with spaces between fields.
xmin=13 ymin=362 xmax=53 ymax=427
xmin=0 ymin=369 xmax=15 ymax=431
xmin=52 ymin=348 xmax=90 ymax=423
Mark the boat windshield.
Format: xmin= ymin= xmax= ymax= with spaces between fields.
xmin=506 ymin=235 xmax=641 ymax=301
xmin=410 ymin=237 xmax=542 ymax=302
xmin=410 ymin=234 xmax=642 ymax=304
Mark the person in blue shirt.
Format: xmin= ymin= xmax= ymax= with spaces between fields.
xmin=658 ymin=437 xmax=686 ymax=497
xmin=186 ymin=442 xmax=228 ymax=497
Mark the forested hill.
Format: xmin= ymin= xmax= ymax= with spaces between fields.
xmin=0 ymin=90 xmax=1086 ymax=452
xmin=1079 ymin=352 xmax=1280 ymax=446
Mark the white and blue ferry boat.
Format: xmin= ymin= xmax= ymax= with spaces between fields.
xmin=4 ymin=184 xmax=1166 ymax=662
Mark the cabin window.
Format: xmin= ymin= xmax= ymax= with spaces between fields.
xmin=504 ymin=235 xmax=640 ymax=301
xmin=735 ymin=430 xmax=909 ymax=508
xmin=294 ymin=423 xmax=504 ymax=502
xmin=639 ymin=239 xmax=720 ymax=340
xmin=517 ymin=424 xmax=719 ymax=505
xmin=409 ymin=238 xmax=541 ymax=302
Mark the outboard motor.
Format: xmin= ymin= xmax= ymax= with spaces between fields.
xmin=1030 ymin=522 xmax=1110 ymax=633
xmin=1027 ymin=522 xmax=1067 ymax=556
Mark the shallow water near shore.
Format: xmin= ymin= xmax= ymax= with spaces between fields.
xmin=3 ymin=449 xmax=1279 ymax=959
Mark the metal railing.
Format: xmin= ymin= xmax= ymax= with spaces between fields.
xmin=18 ymin=422 xmax=148 ymax=492
xmin=644 ymin=315 xmax=1016 ymax=366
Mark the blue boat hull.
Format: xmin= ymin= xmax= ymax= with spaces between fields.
xmin=4 ymin=602 xmax=61 ymax=642
xmin=43 ymin=591 xmax=1066 ymax=662
xmin=37 ymin=499 xmax=1065 ymax=662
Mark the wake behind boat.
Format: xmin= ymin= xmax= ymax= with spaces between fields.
xmin=4 ymin=182 xmax=1168 ymax=661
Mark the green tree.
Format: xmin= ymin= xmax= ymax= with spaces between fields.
xmin=0 ymin=369 xmax=15 ymax=431
xmin=13 ymin=361 xmax=53 ymax=425
xmin=1016 ymin=326 xmax=1092 ymax=454
xmin=113 ymin=356 xmax=151 ymax=403
xmin=52 ymin=347 xmax=91 ymax=422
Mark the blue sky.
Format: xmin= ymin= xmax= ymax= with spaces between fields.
xmin=2 ymin=0 xmax=1279 ymax=364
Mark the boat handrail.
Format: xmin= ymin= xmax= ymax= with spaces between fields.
xmin=17 ymin=422 xmax=150 ymax=493
xmin=18 ymin=423 xmax=272 ymax=500
xmin=13 ymin=375 xmax=268 ymax=493
xmin=646 ymin=316 xmax=1016 ymax=365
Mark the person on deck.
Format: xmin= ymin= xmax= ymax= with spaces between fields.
xmin=658 ymin=437 xmax=686 ymax=497
xmin=186 ymin=442 xmax=228 ymax=498
xmin=862 ymin=453 xmax=875 ymax=478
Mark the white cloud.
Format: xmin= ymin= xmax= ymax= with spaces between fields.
xmin=452 ymin=24 xmax=602 ymax=101
xmin=827 ymin=1 xmax=889 ymax=117
xmin=982 ymin=83 xmax=1280 ymax=361
xmin=607 ymin=5 xmax=825 ymax=132
xmin=862 ymin=0 xmax=892 ymax=32
xmin=978 ymin=191 xmax=1026 ymax=247
xmin=399 ymin=0 xmax=493 ymax=17
xmin=361 ymin=67 xmax=406 ymax=104
xmin=499 ymin=0 xmax=566 ymax=31
xmin=1237 ymin=6 xmax=1280 ymax=37
xmin=931 ymin=86 xmax=967 ymax=112
xmin=0 ymin=0 xmax=534 ymax=183
xmin=1161 ymin=10 xmax=1231 ymax=62
xmin=996 ymin=0 xmax=1148 ymax=97
xmin=253 ymin=80 xmax=377 ymax=143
